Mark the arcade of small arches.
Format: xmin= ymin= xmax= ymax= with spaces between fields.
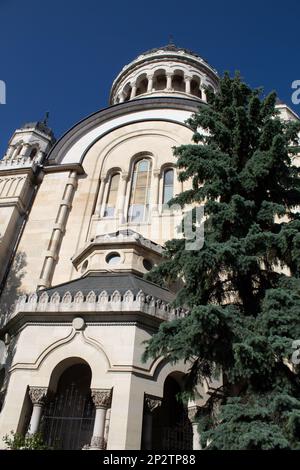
xmin=3 ymin=141 xmax=42 ymax=163
xmin=113 ymin=68 xmax=214 ymax=104
xmin=16 ymin=357 xmax=200 ymax=450
xmin=95 ymin=155 xmax=177 ymax=223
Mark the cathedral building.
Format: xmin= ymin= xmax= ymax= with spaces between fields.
xmin=0 ymin=45 xmax=297 ymax=450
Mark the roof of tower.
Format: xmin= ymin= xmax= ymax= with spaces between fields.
xmin=23 ymin=121 xmax=53 ymax=136
xmin=137 ymin=43 xmax=210 ymax=65
xmin=21 ymin=118 xmax=55 ymax=140
xmin=39 ymin=272 xmax=175 ymax=304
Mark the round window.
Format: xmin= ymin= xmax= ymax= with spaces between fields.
xmin=106 ymin=252 xmax=121 ymax=266
xmin=143 ymin=259 xmax=153 ymax=271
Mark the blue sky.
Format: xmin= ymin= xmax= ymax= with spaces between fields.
xmin=0 ymin=0 xmax=299 ymax=157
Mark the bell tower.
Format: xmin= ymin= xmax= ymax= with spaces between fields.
xmin=2 ymin=116 xmax=54 ymax=166
xmin=0 ymin=119 xmax=55 ymax=297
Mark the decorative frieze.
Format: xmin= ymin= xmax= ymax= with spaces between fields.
xmin=0 ymin=158 xmax=37 ymax=170
xmin=9 ymin=289 xmax=189 ymax=326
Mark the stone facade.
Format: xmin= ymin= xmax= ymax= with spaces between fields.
xmin=0 ymin=45 xmax=298 ymax=450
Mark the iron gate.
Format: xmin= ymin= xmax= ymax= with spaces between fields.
xmin=40 ymin=383 xmax=95 ymax=450
xmin=160 ymin=411 xmax=193 ymax=450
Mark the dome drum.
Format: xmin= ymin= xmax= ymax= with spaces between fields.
xmin=110 ymin=46 xmax=219 ymax=105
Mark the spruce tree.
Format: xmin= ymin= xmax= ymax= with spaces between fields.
xmin=144 ymin=73 xmax=300 ymax=450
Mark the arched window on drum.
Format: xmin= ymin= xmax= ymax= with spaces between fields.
xmin=162 ymin=168 xmax=174 ymax=207
xmin=128 ymin=158 xmax=152 ymax=223
xmin=104 ymin=173 xmax=120 ymax=217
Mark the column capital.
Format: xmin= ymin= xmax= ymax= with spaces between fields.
xmin=184 ymin=75 xmax=192 ymax=81
xmin=188 ymin=405 xmax=200 ymax=423
xmin=121 ymin=171 xmax=129 ymax=181
xmin=144 ymin=394 xmax=162 ymax=413
xmin=91 ymin=388 xmax=112 ymax=409
xmin=29 ymin=386 xmax=47 ymax=406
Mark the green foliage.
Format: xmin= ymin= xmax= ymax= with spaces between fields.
xmin=3 ymin=431 xmax=49 ymax=450
xmin=144 ymin=72 xmax=300 ymax=449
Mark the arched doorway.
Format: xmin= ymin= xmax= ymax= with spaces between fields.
xmin=143 ymin=375 xmax=193 ymax=450
xmin=41 ymin=363 xmax=95 ymax=449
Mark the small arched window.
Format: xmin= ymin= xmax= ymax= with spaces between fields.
xmin=104 ymin=173 xmax=120 ymax=217
xmin=128 ymin=158 xmax=152 ymax=223
xmin=16 ymin=146 xmax=22 ymax=156
xmin=29 ymin=148 xmax=38 ymax=160
xmin=163 ymin=168 xmax=174 ymax=205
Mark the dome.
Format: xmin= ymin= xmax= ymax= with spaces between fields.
xmin=110 ymin=44 xmax=219 ymax=105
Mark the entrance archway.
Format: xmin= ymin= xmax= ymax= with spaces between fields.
xmin=143 ymin=374 xmax=193 ymax=450
xmin=41 ymin=362 xmax=95 ymax=449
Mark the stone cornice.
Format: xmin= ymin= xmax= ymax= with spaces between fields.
xmin=0 ymin=198 xmax=27 ymax=214
xmin=0 ymin=165 xmax=38 ymax=179
xmin=42 ymin=162 xmax=85 ymax=175
xmin=0 ymin=289 xmax=188 ymax=336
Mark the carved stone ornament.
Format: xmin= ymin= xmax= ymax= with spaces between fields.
xmin=91 ymin=389 xmax=112 ymax=409
xmin=29 ymin=386 xmax=47 ymax=406
xmin=144 ymin=394 xmax=162 ymax=413
xmin=90 ymin=436 xmax=106 ymax=449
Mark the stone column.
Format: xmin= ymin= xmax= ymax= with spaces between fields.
xmin=20 ymin=144 xmax=30 ymax=158
xmin=201 ymin=81 xmax=207 ymax=102
xmin=4 ymin=145 xmax=15 ymax=160
xmin=143 ymin=395 xmax=162 ymax=450
xmin=36 ymin=150 xmax=45 ymax=164
xmin=185 ymin=76 xmax=192 ymax=94
xmin=38 ymin=171 xmax=78 ymax=289
xmin=118 ymin=92 xmax=125 ymax=103
xmin=28 ymin=387 xmax=47 ymax=435
xmin=99 ymin=176 xmax=110 ymax=218
xmin=166 ymin=73 xmax=173 ymax=91
xmin=11 ymin=146 xmax=21 ymax=160
xmin=95 ymin=177 xmax=106 ymax=216
xmin=147 ymin=74 xmax=154 ymax=92
xmin=90 ymin=389 xmax=112 ymax=449
xmin=130 ymin=82 xmax=137 ymax=99
xmin=116 ymin=172 xmax=129 ymax=223
xmin=152 ymin=169 xmax=160 ymax=207
xmin=188 ymin=405 xmax=202 ymax=450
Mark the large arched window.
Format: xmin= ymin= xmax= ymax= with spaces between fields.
xmin=163 ymin=168 xmax=174 ymax=205
xmin=128 ymin=158 xmax=152 ymax=223
xmin=104 ymin=173 xmax=120 ymax=217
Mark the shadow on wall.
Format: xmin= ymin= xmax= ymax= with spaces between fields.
xmin=0 ymin=251 xmax=27 ymax=324
xmin=0 ymin=250 xmax=27 ymax=411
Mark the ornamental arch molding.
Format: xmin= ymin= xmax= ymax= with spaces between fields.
xmin=46 ymin=100 xmax=197 ymax=166
xmin=9 ymin=329 xmax=111 ymax=389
